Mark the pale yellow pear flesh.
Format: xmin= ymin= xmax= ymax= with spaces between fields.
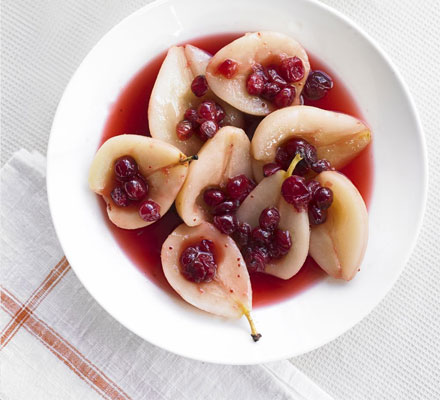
xmin=309 ymin=171 xmax=368 ymax=280
xmin=89 ymin=135 xmax=188 ymax=229
xmin=176 ymin=127 xmax=253 ymax=227
xmin=206 ymin=31 xmax=310 ymax=116
xmin=251 ymin=105 xmax=371 ymax=182
xmin=236 ymin=171 xmax=310 ymax=280
xmin=148 ymin=46 xmax=244 ymax=156
xmin=161 ymin=222 xmax=252 ymax=318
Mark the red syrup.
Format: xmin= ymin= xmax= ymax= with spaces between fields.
xmin=99 ymin=33 xmax=374 ymax=307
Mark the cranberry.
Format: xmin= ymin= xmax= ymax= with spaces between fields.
xmin=124 ymin=177 xmax=148 ymax=201
xmin=263 ymin=163 xmax=282 ymax=177
xmin=215 ymin=103 xmax=226 ymax=122
xmin=274 ymin=229 xmax=292 ymax=256
xmin=139 ymin=200 xmax=161 ymax=222
xmin=243 ymin=246 xmax=268 ymax=273
xmin=203 ymin=188 xmax=226 ymax=207
xmin=313 ymin=187 xmax=333 ymax=210
xmin=261 ymin=82 xmax=282 ymax=100
xmin=307 ymin=180 xmax=321 ymax=197
xmin=259 ymin=207 xmax=280 ymax=231
xmin=251 ymin=63 xmax=269 ymax=82
xmin=212 ymin=200 xmax=239 ymax=216
xmin=114 ymin=156 xmax=138 ymax=181
xmin=111 ymin=186 xmax=129 ymax=207
xmin=312 ymin=159 xmax=332 ymax=173
xmin=184 ymin=108 xmax=200 ymax=127
xmin=275 ymin=146 xmax=291 ymax=170
xmin=266 ymin=66 xmax=287 ymax=87
xmin=199 ymin=239 xmax=215 ymax=254
xmin=191 ymin=75 xmax=208 ymax=97
xmin=246 ymin=73 xmax=265 ymax=95
xmin=198 ymin=120 xmax=218 ymax=141
xmin=285 ymin=139 xmax=317 ymax=166
xmin=217 ymin=59 xmax=238 ymax=78
xmin=279 ymin=57 xmax=305 ymax=83
xmin=213 ymin=213 xmax=238 ymax=235
xmin=251 ymin=227 xmax=272 ymax=245
xmin=180 ymin=242 xmax=217 ymax=283
xmin=308 ymin=204 xmax=327 ymax=225
xmin=197 ymin=100 xmax=217 ymax=121
xmin=274 ymin=86 xmax=296 ymax=108
xmin=281 ymin=175 xmax=311 ymax=211
xmin=176 ymin=120 xmax=194 ymax=140
xmin=226 ymin=174 xmax=255 ymax=201
xmin=233 ymin=222 xmax=251 ymax=247
xmin=304 ymin=70 xmax=333 ymax=101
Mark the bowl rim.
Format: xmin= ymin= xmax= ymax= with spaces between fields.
xmin=47 ymin=0 xmax=428 ymax=364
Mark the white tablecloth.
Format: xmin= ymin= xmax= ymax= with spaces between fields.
xmin=1 ymin=0 xmax=439 ymax=398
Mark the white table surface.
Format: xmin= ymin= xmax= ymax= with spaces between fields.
xmin=2 ymin=0 xmax=439 ymax=398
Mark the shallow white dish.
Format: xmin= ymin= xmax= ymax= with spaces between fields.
xmin=47 ymin=0 xmax=427 ymax=364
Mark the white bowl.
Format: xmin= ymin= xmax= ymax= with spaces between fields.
xmin=47 ymin=0 xmax=427 ymax=364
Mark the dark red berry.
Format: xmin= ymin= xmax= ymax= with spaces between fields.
xmin=191 ymin=75 xmax=209 ymax=97
xmin=217 ymin=59 xmax=238 ymax=78
xmin=139 ymin=200 xmax=160 ymax=222
xmin=180 ymin=242 xmax=217 ymax=283
xmin=215 ymin=103 xmax=226 ymax=122
xmin=213 ymin=213 xmax=238 ymax=235
xmin=124 ymin=177 xmax=148 ymax=201
xmin=285 ymin=139 xmax=317 ymax=166
xmin=275 ymin=146 xmax=292 ymax=170
xmin=261 ymin=82 xmax=282 ymax=100
xmin=114 ymin=156 xmax=138 ymax=181
xmin=311 ymin=159 xmax=332 ymax=173
xmin=274 ymin=86 xmax=296 ymax=108
xmin=198 ymin=120 xmax=218 ymax=141
xmin=199 ymin=239 xmax=215 ymax=254
xmin=246 ymin=73 xmax=265 ymax=95
xmin=176 ymin=120 xmax=194 ymax=140
xmin=251 ymin=227 xmax=272 ymax=245
xmin=197 ymin=100 xmax=217 ymax=121
xmin=304 ymin=70 xmax=333 ymax=100
xmin=226 ymin=174 xmax=255 ymax=201
xmin=184 ymin=108 xmax=200 ymax=127
xmin=274 ymin=229 xmax=292 ymax=256
xmin=307 ymin=180 xmax=321 ymax=197
xmin=279 ymin=56 xmax=305 ymax=83
xmin=251 ymin=63 xmax=269 ymax=82
xmin=111 ymin=187 xmax=129 ymax=207
xmin=203 ymin=188 xmax=226 ymax=207
xmin=281 ymin=175 xmax=311 ymax=211
xmin=212 ymin=200 xmax=240 ymax=216
xmin=313 ymin=187 xmax=333 ymax=210
xmin=233 ymin=222 xmax=251 ymax=247
xmin=243 ymin=246 xmax=268 ymax=273
xmin=259 ymin=207 xmax=280 ymax=232
xmin=263 ymin=163 xmax=282 ymax=177
xmin=308 ymin=204 xmax=327 ymax=225
xmin=266 ymin=66 xmax=287 ymax=87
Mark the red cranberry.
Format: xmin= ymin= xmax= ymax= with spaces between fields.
xmin=251 ymin=227 xmax=272 ymax=245
xmin=139 ymin=200 xmax=161 ymax=222
xmin=312 ymin=159 xmax=332 ymax=173
xmin=286 ymin=139 xmax=318 ymax=166
xmin=198 ymin=120 xmax=218 ymax=141
xmin=212 ymin=200 xmax=240 ymax=216
xmin=176 ymin=120 xmax=194 ymax=140
xmin=266 ymin=66 xmax=287 ymax=87
xmin=251 ymin=63 xmax=269 ymax=82
xmin=261 ymin=82 xmax=282 ymax=100
xmin=304 ymin=70 xmax=333 ymax=100
xmin=275 ymin=146 xmax=292 ymax=170
xmin=226 ymin=174 xmax=255 ymax=201
xmin=114 ymin=156 xmax=138 ymax=181
xmin=308 ymin=204 xmax=327 ymax=225
xmin=243 ymin=246 xmax=268 ymax=273
xmin=281 ymin=175 xmax=311 ymax=211
xmin=313 ymin=187 xmax=333 ymax=210
xmin=215 ymin=103 xmax=226 ymax=122
xmin=213 ymin=213 xmax=238 ymax=235
xmin=217 ymin=59 xmax=238 ymax=78
xmin=111 ymin=187 xmax=129 ymax=207
xmin=233 ymin=222 xmax=251 ymax=247
xmin=191 ymin=75 xmax=209 ymax=97
xmin=246 ymin=73 xmax=265 ymax=95
xmin=274 ymin=86 xmax=296 ymax=108
xmin=180 ymin=242 xmax=217 ymax=283
xmin=259 ymin=207 xmax=280 ymax=231
xmin=184 ymin=108 xmax=200 ymax=127
xmin=124 ymin=177 xmax=148 ymax=201
xmin=274 ymin=229 xmax=292 ymax=256
xmin=279 ymin=57 xmax=305 ymax=83
xmin=203 ymin=188 xmax=226 ymax=207
xmin=197 ymin=100 xmax=217 ymax=121
xmin=199 ymin=239 xmax=215 ymax=254
xmin=263 ymin=163 xmax=282 ymax=177
xmin=307 ymin=180 xmax=321 ymax=197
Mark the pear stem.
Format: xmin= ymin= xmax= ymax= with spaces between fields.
xmin=180 ymin=155 xmax=198 ymax=164
xmin=285 ymin=153 xmax=303 ymax=179
xmin=243 ymin=308 xmax=262 ymax=342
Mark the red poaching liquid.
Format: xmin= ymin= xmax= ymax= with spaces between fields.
xmin=99 ymin=33 xmax=374 ymax=307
